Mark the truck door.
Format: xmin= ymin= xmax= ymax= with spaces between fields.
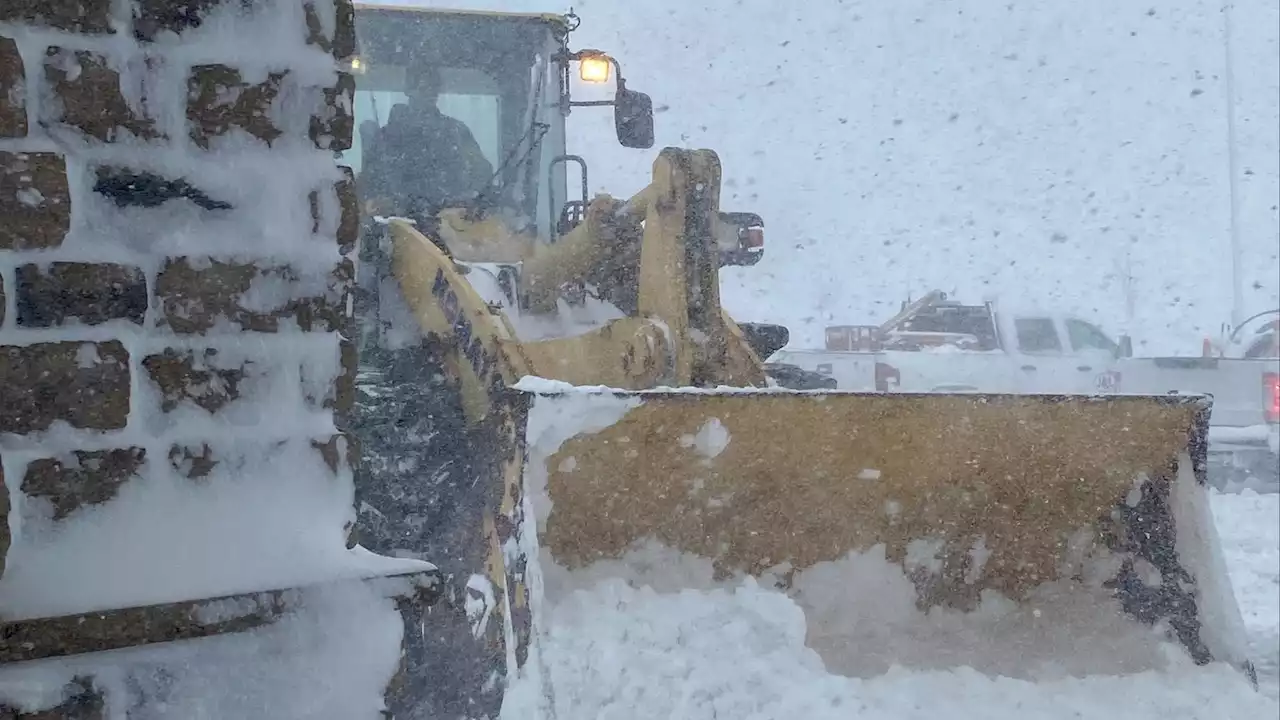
xmin=1063 ymin=318 xmax=1123 ymax=392
xmin=1010 ymin=316 xmax=1078 ymax=392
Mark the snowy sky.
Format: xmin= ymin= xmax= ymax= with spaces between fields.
xmin=386 ymin=0 xmax=1279 ymax=355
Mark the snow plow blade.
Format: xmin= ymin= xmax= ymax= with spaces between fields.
xmin=520 ymin=385 xmax=1257 ymax=682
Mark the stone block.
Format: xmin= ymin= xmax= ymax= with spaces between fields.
xmin=0 ymin=151 xmax=71 ymax=250
xmin=312 ymin=434 xmax=346 ymax=473
xmin=310 ymin=72 xmax=354 ymax=152
xmin=154 ymin=256 xmax=351 ymax=335
xmin=168 ymin=443 xmax=217 ymax=480
xmin=166 ymin=435 xmax=345 ymax=482
xmin=0 ymin=0 xmax=114 ymax=34
xmin=16 ymin=262 xmax=147 ymax=328
xmin=300 ymin=337 xmax=356 ymax=421
xmin=333 ymin=0 xmax=357 ymax=59
xmin=21 ymin=448 xmax=147 ymax=521
xmin=0 ymin=341 xmax=130 ymax=434
xmin=335 ymin=167 xmax=359 ymax=254
xmin=305 ymin=0 xmax=356 ymax=59
xmin=325 ymin=257 xmax=355 ymax=337
xmin=187 ymin=64 xmax=285 ymax=149
xmin=93 ymin=166 xmax=233 ymax=212
xmin=0 ymin=37 xmax=27 ymax=138
xmin=310 ymin=167 xmax=359 ymax=255
xmin=164 ymin=439 xmax=267 ymax=481
xmin=336 ymin=337 xmax=358 ymax=418
xmin=43 ymin=48 xmax=159 ymax=142
xmin=142 ymin=347 xmax=249 ymax=414
xmin=0 ymin=676 xmax=106 ymax=718
xmin=132 ymin=0 xmax=255 ymax=42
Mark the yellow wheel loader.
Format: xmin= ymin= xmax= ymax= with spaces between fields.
xmin=344 ymin=5 xmax=1257 ymax=717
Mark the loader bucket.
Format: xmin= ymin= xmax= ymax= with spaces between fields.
xmin=517 ymin=384 xmax=1257 ymax=683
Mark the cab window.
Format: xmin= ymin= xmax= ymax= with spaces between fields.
xmin=1065 ymin=319 xmax=1119 ymax=355
xmin=1014 ymin=318 xmax=1063 ymax=354
xmin=338 ymin=69 xmax=503 ymax=176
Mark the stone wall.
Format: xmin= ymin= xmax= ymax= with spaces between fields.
xmin=0 ymin=0 xmax=368 ymax=713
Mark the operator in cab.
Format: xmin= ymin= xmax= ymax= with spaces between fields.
xmin=360 ymin=59 xmax=494 ymax=218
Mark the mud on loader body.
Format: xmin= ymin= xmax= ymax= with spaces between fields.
xmin=346 ymin=5 xmax=1257 ymax=716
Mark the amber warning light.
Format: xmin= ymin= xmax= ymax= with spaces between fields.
xmin=578 ymin=52 xmax=612 ymax=83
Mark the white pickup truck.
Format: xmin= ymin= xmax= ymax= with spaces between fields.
xmin=772 ymin=292 xmax=1130 ymax=394
xmin=769 ymin=294 xmax=1279 ymax=489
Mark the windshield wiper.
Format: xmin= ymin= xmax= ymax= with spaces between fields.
xmin=469 ymin=119 xmax=550 ymax=216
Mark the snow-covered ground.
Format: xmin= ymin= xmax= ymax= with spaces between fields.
xmin=1214 ymin=489 xmax=1280 ymax=700
xmin=515 ymin=489 xmax=1279 ymax=719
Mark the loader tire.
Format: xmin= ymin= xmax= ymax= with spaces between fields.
xmin=351 ymin=339 xmax=505 ymax=720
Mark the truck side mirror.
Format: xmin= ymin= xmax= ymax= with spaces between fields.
xmin=615 ymin=87 xmax=654 ymax=149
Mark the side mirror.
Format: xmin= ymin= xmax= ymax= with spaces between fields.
xmin=1117 ymin=335 xmax=1134 ymax=359
xmin=615 ymin=87 xmax=654 ymax=149
xmin=738 ymin=322 xmax=790 ymax=360
xmin=715 ymin=211 xmax=764 ymax=267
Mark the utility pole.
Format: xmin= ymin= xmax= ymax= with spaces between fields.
xmin=1120 ymin=244 xmax=1136 ymax=334
xmin=1222 ymin=1 xmax=1245 ymax=327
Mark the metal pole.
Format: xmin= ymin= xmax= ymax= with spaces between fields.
xmin=1222 ymin=1 xmax=1245 ymax=327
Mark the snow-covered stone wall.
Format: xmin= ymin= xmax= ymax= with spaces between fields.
xmin=0 ymin=2 xmax=420 ymax=716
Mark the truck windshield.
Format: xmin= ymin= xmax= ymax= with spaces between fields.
xmin=341 ymin=9 xmax=564 ymax=228
xmin=345 ymin=74 xmax=503 ymax=176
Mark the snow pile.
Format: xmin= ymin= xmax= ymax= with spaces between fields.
xmin=1212 ymin=489 xmax=1280 ymax=699
xmin=509 ymin=495 xmax=1277 ymax=718
xmin=538 ymin=540 xmax=1189 ymax=680
xmin=0 ymin=579 xmax=404 ymax=718
xmin=534 ymin=578 xmax=1274 ymax=720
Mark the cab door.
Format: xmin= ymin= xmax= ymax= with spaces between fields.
xmin=1063 ymin=318 xmax=1124 ymax=392
xmin=1008 ymin=316 xmax=1077 ymax=393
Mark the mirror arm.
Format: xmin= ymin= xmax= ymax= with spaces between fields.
xmin=612 ymin=58 xmax=626 ymax=88
xmin=560 ymin=49 xmax=628 ymax=109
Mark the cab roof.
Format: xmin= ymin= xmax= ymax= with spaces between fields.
xmin=352 ymin=3 xmax=570 ymax=29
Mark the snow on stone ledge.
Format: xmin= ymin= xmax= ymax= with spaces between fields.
xmin=0 ymin=579 xmax=405 ymax=719
xmin=0 ymin=420 xmax=430 ymax=620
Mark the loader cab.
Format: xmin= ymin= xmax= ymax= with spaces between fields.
xmin=341 ymin=6 xmax=655 ymax=242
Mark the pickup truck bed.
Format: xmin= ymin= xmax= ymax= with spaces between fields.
xmin=1117 ymin=356 xmax=1279 ymax=490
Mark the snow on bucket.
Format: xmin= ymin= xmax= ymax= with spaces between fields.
xmin=515 ymin=383 xmax=1256 ymax=684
